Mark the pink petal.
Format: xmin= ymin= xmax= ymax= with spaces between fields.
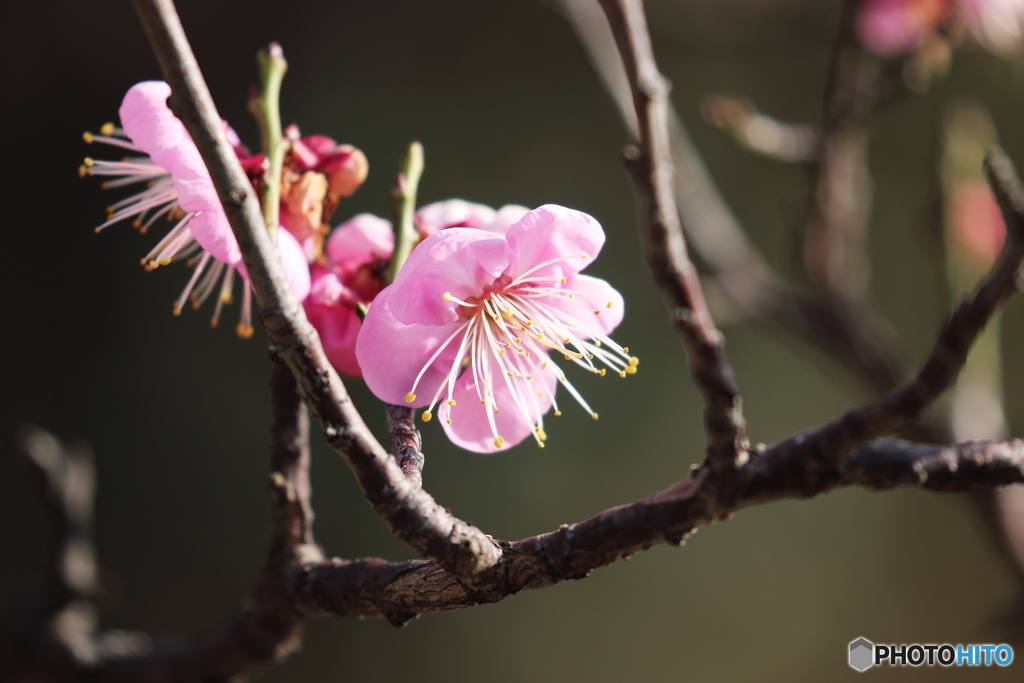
xmin=441 ymin=362 xmax=556 ymax=453
xmin=174 ymin=158 xmax=241 ymax=265
xmin=388 ymin=228 xmax=509 ymax=326
xmin=305 ymin=300 xmax=363 ymax=377
xmin=119 ymin=82 xmax=189 ymax=173
xmin=481 ymin=204 xmax=530 ymax=235
xmin=415 ymin=199 xmax=497 ymax=236
xmin=325 ymin=214 xmax=395 ymax=271
xmin=544 ymin=274 xmax=625 ymax=337
xmin=504 ymin=205 xmax=605 ymax=283
xmin=356 ymin=285 xmax=464 ymax=407
xmin=308 ymin=266 xmax=356 ymax=307
xmin=234 ymin=228 xmax=311 ymax=301
xmin=119 ymin=81 xmax=242 ymax=265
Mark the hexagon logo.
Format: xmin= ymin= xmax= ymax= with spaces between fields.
xmin=849 ymin=637 xmax=874 ymax=672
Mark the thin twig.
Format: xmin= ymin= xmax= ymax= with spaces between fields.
xmin=130 ymin=0 xmax=502 ymax=584
xmin=560 ymin=0 xmax=902 ymax=394
xmin=597 ymin=0 xmax=748 ymax=479
xmin=754 ymin=148 xmax=1024 ymax=491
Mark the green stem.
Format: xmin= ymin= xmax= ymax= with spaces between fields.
xmin=385 ymin=141 xmax=425 ymax=284
xmin=248 ymin=42 xmax=288 ymax=240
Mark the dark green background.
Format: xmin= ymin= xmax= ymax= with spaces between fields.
xmin=4 ymin=0 xmax=1024 ymax=680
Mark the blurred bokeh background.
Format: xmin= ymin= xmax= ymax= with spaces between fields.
xmin=5 ymin=0 xmax=1024 ymax=680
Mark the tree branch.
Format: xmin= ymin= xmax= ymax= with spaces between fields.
xmin=129 ymin=0 xmax=502 ymax=585
xmin=597 ymin=0 xmax=748 ymax=479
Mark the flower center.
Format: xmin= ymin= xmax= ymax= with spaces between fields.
xmin=403 ymin=254 xmax=637 ymax=449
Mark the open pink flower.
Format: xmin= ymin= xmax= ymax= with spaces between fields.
xmin=83 ymin=81 xmax=310 ymax=336
xmin=356 ymin=205 xmax=635 ymax=453
xmin=304 ymin=214 xmax=394 ymax=377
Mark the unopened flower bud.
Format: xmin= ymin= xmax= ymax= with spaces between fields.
xmin=326 ymin=145 xmax=369 ymax=197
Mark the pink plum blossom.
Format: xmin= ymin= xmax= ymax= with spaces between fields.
xmin=304 ymin=214 xmax=394 ymax=377
xmin=83 ymin=81 xmax=310 ymax=336
xmin=855 ymin=0 xmax=949 ymax=56
xmin=356 ymin=205 xmax=635 ymax=453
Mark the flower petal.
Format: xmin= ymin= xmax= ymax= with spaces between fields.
xmin=388 ymin=228 xmax=509 ymax=326
xmin=234 ymin=228 xmax=311 ymax=301
xmin=441 ymin=360 xmax=556 ymax=453
xmin=544 ymin=274 xmax=624 ymax=338
xmin=481 ymin=205 xmax=530 ymax=236
xmin=415 ymin=199 xmax=497 ymax=236
xmin=504 ymin=205 xmax=605 ymax=282
xmin=119 ymin=81 xmax=188 ymax=173
xmin=306 ymin=300 xmax=363 ymax=377
xmin=356 ymin=285 xmax=465 ymax=407
xmin=326 ymin=213 xmax=395 ymax=271
xmin=175 ymin=157 xmax=241 ymax=265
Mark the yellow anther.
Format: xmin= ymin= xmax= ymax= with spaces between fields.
xmin=607 ymin=301 xmax=614 ymax=308
xmin=594 ymin=310 xmax=600 ymax=315
xmin=626 ymin=366 xmax=637 ymax=374
xmin=541 ymin=362 xmax=549 ymax=369
xmin=405 ymin=392 xmax=417 ymax=403
xmin=599 ymin=369 xmax=606 ymax=376
xmin=538 ymin=442 xmax=546 ymax=448
xmin=581 ymin=254 xmax=589 ymax=258
xmin=560 ymin=277 xmax=567 ymax=284
xmin=494 ymin=315 xmax=501 ymax=322
xmin=564 ymin=354 xmax=571 ymax=360
xmin=82 ymin=132 xmax=94 ymax=143
xmin=78 ymin=165 xmax=88 ymax=178
xmin=493 ymin=436 xmax=505 ymax=448
xmin=481 ymin=400 xmax=487 ymax=405
xmin=100 ymin=122 xmax=115 ymax=136
xmin=554 ymin=411 xmax=562 ymax=416
xmin=536 ymin=428 xmax=548 ymax=441
xmin=172 ymin=304 xmax=182 ymax=316
xmin=499 ymin=348 xmax=506 ymax=355
xmin=83 ymin=157 xmax=94 ymax=167
xmin=563 ymin=338 xmax=570 ymax=344
xmin=629 ymin=359 xmax=639 ymax=369
xmin=209 ymin=318 xmax=219 ymax=328
xmin=221 ymin=292 xmax=233 ymax=304
xmin=619 ymin=371 xmax=627 ymax=378
xmin=519 ymin=326 xmax=526 ymax=331
xmin=526 ymin=376 xmax=532 ymax=380
xmin=447 ymin=400 xmax=457 ymax=406
xmin=421 ymin=411 xmax=433 ymax=422
xmin=526 ymin=321 xmax=534 ymax=326
xmin=442 ymin=292 xmax=453 ymax=300
xmin=515 ymin=337 xmax=522 ymax=344
xmin=587 ymin=354 xmax=594 ymax=360
xmin=159 ymin=258 xmax=172 ymax=266
xmin=446 ymin=419 xmax=452 ymax=424
xmin=622 ymin=347 xmax=629 ymax=353
xmin=236 ymin=324 xmax=254 ymax=338
xmin=594 ymin=340 xmax=602 ymax=347
xmin=503 ymin=309 xmax=514 ymax=318
xmin=592 ymin=413 xmax=599 ymax=420
xmin=494 ymin=408 xmax=501 ymax=414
